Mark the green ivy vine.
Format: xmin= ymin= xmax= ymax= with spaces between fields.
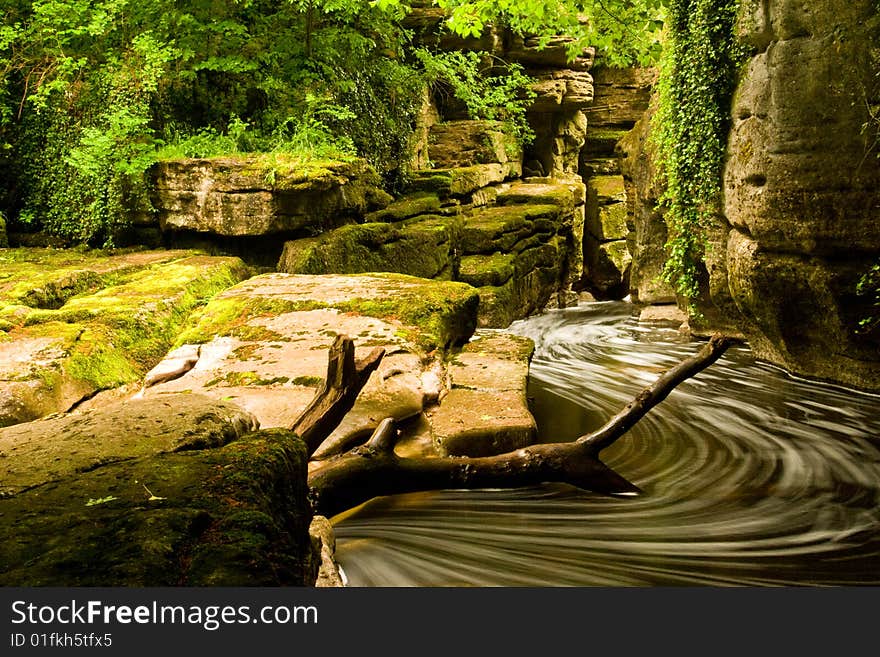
xmin=651 ymin=0 xmax=746 ymax=309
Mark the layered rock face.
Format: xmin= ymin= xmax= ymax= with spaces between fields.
xmin=151 ymin=157 xmax=392 ymax=238
xmin=581 ymin=67 xmax=657 ymax=299
xmin=277 ymin=120 xmax=585 ymax=328
xmin=617 ymin=102 xmax=677 ymax=305
xmin=719 ymin=0 xmax=880 ymax=389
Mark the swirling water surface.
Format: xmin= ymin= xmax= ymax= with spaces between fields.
xmin=333 ymin=302 xmax=880 ymax=586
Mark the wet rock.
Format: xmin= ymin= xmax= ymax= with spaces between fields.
xmin=429 ymin=331 xmax=536 ymax=457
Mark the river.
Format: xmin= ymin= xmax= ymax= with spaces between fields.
xmin=332 ymin=301 xmax=880 ymax=586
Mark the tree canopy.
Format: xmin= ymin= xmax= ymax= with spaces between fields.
xmin=0 ymin=0 xmax=667 ymax=245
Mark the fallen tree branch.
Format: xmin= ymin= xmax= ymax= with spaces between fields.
xmin=581 ymin=333 xmax=735 ymax=451
xmin=290 ymin=334 xmax=384 ymax=457
xmin=308 ymin=333 xmax=736 ymax=517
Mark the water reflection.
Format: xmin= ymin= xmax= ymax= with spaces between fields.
xmin=333 ymin=302 xmax=880 ymax=586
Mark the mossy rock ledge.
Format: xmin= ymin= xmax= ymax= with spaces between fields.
xmin=277 ymin=178 xmax=586 ymax=329
xmin=143 ymin=271 xmax=537 ymax=467
xmin=0 ymin=248 xmax=252 ymax=428
xmin=0 ymin=394 xmax=317 ymax=586
xmin=143 ymin=272 xmax=481 ymax=448
xmin=150 ymin=156 xmax=393 ymax=237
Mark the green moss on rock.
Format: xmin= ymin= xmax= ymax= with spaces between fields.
xmin=1 ymin=250 xmax=252 ymax=426
xmin=363 ymin=193 xmax=442 ymax=222
xmin=459 ymin=253 xmax=516 ymax=287
xmin=460 ymin=204 xmax=559 ymax=254
xmin=0 ymin=427 xmax=316 ymax=586
xmin=179 ymin=272 xmax=480 ymax=353
xmin=276 ymin=221 xmax=450 ymax=279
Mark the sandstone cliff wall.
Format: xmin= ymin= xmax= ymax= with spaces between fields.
xmin=718 ymin=0 xmax=880 ymax=389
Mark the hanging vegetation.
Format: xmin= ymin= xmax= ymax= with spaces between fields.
xmin=651 ymin=0 xmax=745 ymax=309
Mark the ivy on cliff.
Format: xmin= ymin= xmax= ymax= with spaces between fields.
xmin=651 ymin=0 xmax=745 ymax=309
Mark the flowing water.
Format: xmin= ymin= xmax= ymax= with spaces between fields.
xmin=332 ymin=301 xmax=880 ymax=586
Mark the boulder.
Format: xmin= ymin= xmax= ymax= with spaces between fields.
xmin=406 ymin=162 xmax=522 ymax=198
xmin=0 ymin=414 xmax=316 ymax=586
xmin=426 ymin=120 xmax=521 ymax=169
xmin=528 ymin=69 xmax=595 ymax=111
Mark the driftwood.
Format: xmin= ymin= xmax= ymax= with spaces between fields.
xmin=289 ymin=334 xmax=384 ymax=457
xmin=303 ymin=333 xmax=735 ymax=518
xmin=305 ymin=334 xmax=734 ymax=515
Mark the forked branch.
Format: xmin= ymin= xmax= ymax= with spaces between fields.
xmin=306 ymin=333 xmax=736 ymax=517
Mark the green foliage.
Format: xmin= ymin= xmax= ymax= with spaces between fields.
xmin=379 ymin=0 xmax=667 ymax=66
xmin=651 ymin=0 xmax=746 ymax=309
xmin=857 ymin=263 xmax=880 ymax=334
xmin=414 ymin=48 xmax=536 ymax=145
xmin=2 ymin=0 xmax=668 ymax=244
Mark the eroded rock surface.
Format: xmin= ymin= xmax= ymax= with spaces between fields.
xmin=429 ymin=330 xmax=536 ymax=456
xmin=142 ymin=273 xmax=479 ymax=437
xmin=151 ymin=156 xmax=392 ymax=238
xmin=0 ymin=249 xmax=251 ymax=427
xmin=719 ymin=0 xmax=880 ymax=389
xmin=0 ymin=422 xmax=319 ymax=586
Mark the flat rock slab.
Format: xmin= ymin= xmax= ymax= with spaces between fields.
xmin=0 ymin=394 xmax=258 ymax=496
xmin=144 ymin=273 xmax=480 ymax=445
xmin=0 ymin=249 xmax=251 ymax=427
xmin=429 ymin=330 xmax=536 ymax=457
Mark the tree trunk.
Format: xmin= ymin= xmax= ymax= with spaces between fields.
xmin=308 ymin=334 xmax=736 ymax=517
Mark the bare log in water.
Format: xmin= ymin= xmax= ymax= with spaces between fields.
xmin=290 ymin=334 xmax=384 ymax=457
xmin=307 ymin=333 xmax=736 ymax=517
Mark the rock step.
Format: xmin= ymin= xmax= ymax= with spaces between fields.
xmin=583 ymin=127 xmax=631 ymax=159
xmin=429 ymin=330 xmax=536 ymax=457
xmin=405 ymin=162 xmax=522 ymax=198
xmin=276 ymin=220 xmax=453 ymax=280
xmin=460 ymin=204 xmax=559 ymax=254
xmin=148 ymin=273 xmax=479 ymax=430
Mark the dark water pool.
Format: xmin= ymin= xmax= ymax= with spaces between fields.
xmin=333 ymin=302 xmax=880 ymax=586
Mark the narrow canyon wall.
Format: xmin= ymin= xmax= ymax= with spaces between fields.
xmin=718 ymin=0 xmax=880 ymax=389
